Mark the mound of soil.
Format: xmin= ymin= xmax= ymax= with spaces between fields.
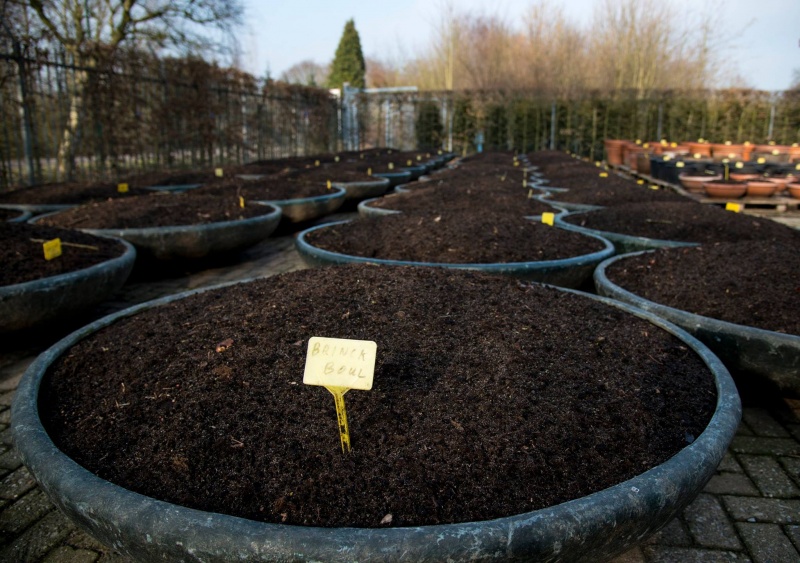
xmin=0 ymin=208 xmax=24 ymax=221
xmin=42 ymin=265 xmax=716 ymax=528
xmin=305 ymin=212 xmax=606 ymax=263
xmin=288 ymin=165 xmax=378 ymax=184
xmin=544 ymin=175 xmax=687 ymax=206
xmin=38 ymin=193 xmax=275 ymax=229
xmin=368 ymin=184 xmax=556 ymax=216
xmin=605 ymin=240 xmax=800 ymax=334
xmin=193 ymin=178 xmax=332 ymax=201
xmin=563 ymin=202 xmax=800 ymax=244
xmin=0 ymin=182 xmax=151 ymax=205
xmin=0 ymin=223 xmax=126 ymax=286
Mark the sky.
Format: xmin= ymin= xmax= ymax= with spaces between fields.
xmin=239 ymin=0 xmax=800 ymax=91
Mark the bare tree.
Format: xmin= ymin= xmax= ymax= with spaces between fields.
xmin=280 ymin=60 xmax=328 ymax=87
xmin=12 ymin=0 xmax=243 ymax=178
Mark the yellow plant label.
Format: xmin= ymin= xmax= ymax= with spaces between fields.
xmin=772 ymin=150 xmax=780 ymax=155
xmin=595 ymin=161 xmax=601 ymax=167
xmin=725 ymin=202 xmax=742 ymax=213
xmin=769 ymin=141 xmax=776 ymax=146
xmin=416 ymin=155 xmax=422 ymax=161
xmin=796 ymin=163 xmax=800 ymax=170
xmin=643 ymin=143 xmax=650 ymax=148
xmin=676 ymin=161 xmax=685 ymax=168
xmin=117 ymin=183 xmax=129 ymax=193
xmin=407 ymin=159 xmax=412 ymax=166
xmin=388 ymin=162 xmax=394 ymax=170
xmin=304 ymin=337 xmax=378 ymax=453
xmin=514 ymin=160 xmax=520 ymax=166
xmin=360 ymin=153 xmax=364 ymax=159
xmin=649 ymin=185 xmax=659 ymax=190
xmin=438 ymin=149 xmax=443 ymax=155
xmin=663 ymin=155 xmax=671 ymax=161
xmin=367 ymin=167 xmax=372 ymax=176
xmin=735 ymin=162 xmax=744 ymax=169
xmin=335 ymin=156 xmax=340 ymax=162
xmin=315 ymin=160 xmax=320 ymax=166
xmin=541 ymin=212 xmax=555 ymax=226
xmin=637 ymin=179 xmax=644 ymax=185
xmin=326 ymin=180 xmax=332 ymax=190
xmin=758 ymin=157 xmax=766 ymax=164
xmin=523 ymin=179 xmax=527 ymax=188
xmin=693 ymin=153 xmax=702 ymax=159
xmin=43 ymin=238 xmax=62 ymax=260
xmin=670 ymin=142 xmax=677 ymax=148
xmin=635 ymin=139 xmax=641 ymax=144
xmin=304 ymin=337 xmax=376 ymax=390
xmin=527 ymin=188 xmax=533 ymax=199
xmin=239 ymin=196 xmax=245 ymax=208
xmin=599 ymin=172 xmax=608 ymax=178
xmin=725 ymin=141 xmax=732 ymax=146
xmin=215 ymin=168 xmax=223 ymax=178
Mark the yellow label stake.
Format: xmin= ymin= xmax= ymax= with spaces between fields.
xmin=388 ymin=162 xmax=394 ymax=170
xmin=407 ymin=159 xmax=412 ymax=166
xmin=637 ymin=179 xmax=645 ymax=185
xmin=215 ymin=168 xmax=224 ymax=178
xmin=117 ymin=183 xmax=129 ymax=193
xmin=335 ymin=156 xmax=340 ymax=162
xmin=239 ymin=196 xmax=245 ymax=208
xmin=304 ymin=337 xmax=377 ymax=454
xmin=599 ymin=172 xmax=608 ymax=178
xmin=43 ymin=238 xmax=62 ymax=260
xmin=367 ymin=167 xmax=372 ymax=175
xmin=726 ymin=202 xmax=742 ymax=213
xmin=541 ymin=212 xmax=555 ymax=226
xmin=326 ymin=180 xmax=332 ymax=190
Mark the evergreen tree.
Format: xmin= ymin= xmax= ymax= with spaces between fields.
xmin=327 ymin=19 xmax=366 ymax=90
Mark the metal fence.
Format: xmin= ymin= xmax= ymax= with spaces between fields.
xmin=349 ymin=88 xmax=800 ymax=161
xmin=1 ymin=44 xmax=340 ymax=189
xmin=3 ymin=43 xmax=799 ymax=190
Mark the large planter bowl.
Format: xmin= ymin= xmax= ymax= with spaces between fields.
xmin=143 ymin=183 xmax=203 ymax=193
xmin=357 ymin=197 xmax=402 ymax=218
xmin=33 ymin=203 xmax=282 ymax=261
xmin=534 ymin=193 xmax=604 ymax=213
xmin=401 ymin=165 xmax=427 ymax=181
xmin=12 ymin=279 xmax=741 ymax=562
xmin=0 ymin=236 xmax=136 ymax=333
xmin=703 ymin=182 xmax=746 ymax=199
xmin=372 ymin=170 xmax=412 ymax=188
xmin=295 ymin=220 xmax=614 ymax=288
xmin=257 ymin=185 xmax=346 ymax=223
xmin=1 ymin=204 xmax=33 ymax=223
xmin=787 ymin=183 xmax=800 ymax=199
xmin=555 ymin=213 xmax=698 ymax=255
xmin=745 ymin=181 xmax=778 ymax=198
xmin=333 ymin=177 xmax=391 ymax=201
xmin=595 ymin=252 xmax=800 ymax=396
xmin=679 ymin=174 xmax=721 ymax=194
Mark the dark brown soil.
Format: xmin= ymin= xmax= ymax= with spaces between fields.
xmin=41 ymin=265 xmax=717 ymax=528
xmin=543 ymin=174 xmax=687 ymax=206
xmin=123 ymin=170 xmax=223 ymax=189
xmin=605 ymin=240 xmax=800 ymax=334
xmin=0 ymin=182 xmax=151 ymax=205
xmin=368 ymin=184 xmax=556 ymax=216
xmin=562 ymin=202 xmax=800 ymax=244
xmin=304 ymin=212 xmax=605 ymax=263
xmin=192 ymin=177 xmax=332 ymax=201
xmin=0 ymin=208 xmax=24 ymax=221
xmin=287 ymin=165 xmax=378 ymax=183
xmin=37 ymin=194 xmax=274 ymax=229
xmin=0 ymin=223 xmax=126 ymax=286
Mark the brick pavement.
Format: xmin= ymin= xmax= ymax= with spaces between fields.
xmin=1 ymin=214 xmax=799 ymax=562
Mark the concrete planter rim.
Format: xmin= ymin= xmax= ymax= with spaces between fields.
xmin=295 ymin=219 xmax=615 ymax=274
xmin=255 ymin=184 xmax=346 ymax=207
xmin=555 ymin=212 xmax=700 ymax=251
xmin=12 ymin=274 xmax=741 ymax=562
xmin=1 ymin=204 xmax=33 ymax=223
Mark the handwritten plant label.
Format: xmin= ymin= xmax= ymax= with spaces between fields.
xmin=43 ymin=238 xmax=62 ymax=260
xmin=599 ymin=172 xmax=608 ymax=178
xmin=239 ymin=196 xmax=245 ymax=208
xmin=117 ymin=183 xmax=129 ymax=193
xmin=326 ymin=180 xmax=332 ymax=190
xmin=215 ymin=168 xmax=224 ymax=178
xmin=541 ymin=212 xmax=555 ymax=226
xmin=304 ymin=337 xmax=377 ymax=453
xmin=726 ymin=202 xmax=742 ymax=213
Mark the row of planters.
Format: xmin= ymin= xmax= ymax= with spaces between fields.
xmin=605 ymin=138 xmax=800 ymax=200
xmin=11 ymin=149 xmax=798 ymax=560
xmin=0 ymin=148 xmax=453 ymax=333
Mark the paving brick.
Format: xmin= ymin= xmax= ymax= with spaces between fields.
xmin=95 ymin=552 xmax=133 ymax=563
xmin=785 ymin=424 xmax=800 ymax=443
xmin=683 ymin=494 xmax=742 ymax=550
xmin=723 ymin=496 xmax=800 ymax=524
xmin=0 ymin=448 xmax=21 ymax=472
xmin=41 ymin=545 xmax=100 ymax=563
xmin=0 ymin=466 xmax=36 ymax=501
xmin=65 ymin=530 xmax=109 ymax=552
xmin=718 ymin=452 xmax=744 ymax=474
xmin=736 ymin=523 xmax=799 ymax=563
xmin=643 ymin=546 xmax=751 ymax=562
xmin=739 ymin=455 xmax=799 ymax=498
xmin=703 ymin=472 xmax=759 ymax=496
xmin=786 ymin=525 xmax=800 ymax=552
xmin=644 ymin=517 xmax=693 ymax=547
xmin=780 ymin=456 xmax=800 ymax=488
xmin=741 ymin=408 xmax=790 ymax=437
xmin=735 ymin=421 xmax=754 ymax=437
xmin=0 ymin=426 xmax=11 ymax=447
xmin=0 ymin=409 xmax=9 ymax=426
xmin=731 ymin=437 xmax=800 ymax=456
xmin=0 ymin=392 xmax=12 ymax=408
xmin=0 ymin=509 xmax=76 ymax=563
xmin=0 ymin=489 xmax=54 ymax=537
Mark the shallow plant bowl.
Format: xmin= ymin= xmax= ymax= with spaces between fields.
xmin=555 ymin=213 xmax=698 ymax=255
xmin=142 ymin=183 xmax=203 ymax=193
xmin=357 ymin=197 xmax=402 ymax=218
xmin=256 ymin=185 xmax=346 ymax=223
xmin=745 ymin=181 xmax=778 ymax=198
xmin=0 ymin=236 xmax=135 ymax=333
xmin=728 ymin=173 xmax=759 ymax=183
xmin=534 ymin=193 xmax=604 ymax=213
xmin=679 ymin=174 xmax=721 ymax=193
xmin=34 ymin=203 xmax=282 ymax=261
xmin=400 ymin=165 xmax=427 ymax=181
xmin=595 ymin=252 xmax=800 ymax=397
xmin=295 ymin=220 xmax=614 ymax=288
xmin=787 ymin=183 xmax=800 ymax=199
xmin=703 ymin=182 xmax=746 ymax=199
xmin=371 ymin=170 xmax=412 ymax=187
xmin=0 ymin=204 xmax=33 ymax=223
xmin=12 ymin=278 xmax=740 ymax=562
xmin=333 ymin=177 xmax=391 ymax=201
